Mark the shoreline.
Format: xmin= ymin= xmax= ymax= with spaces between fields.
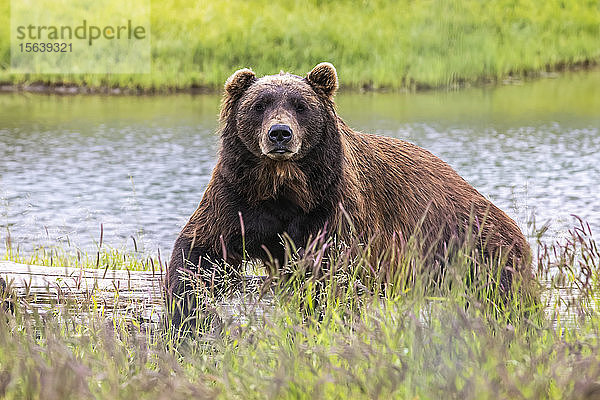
xmin=1 ymin=59 xmax=597 ymax=96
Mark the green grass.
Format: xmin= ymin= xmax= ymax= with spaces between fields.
xmin=4 ymin=242 xmax=161 ymax=272
xmin=0 ymin=0 xmax=599 ymax=91
xmin=1 ymin=219 xmax=600 ymax=399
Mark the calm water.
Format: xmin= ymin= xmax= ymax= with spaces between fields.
xmin=1 ymin=70 xmax=599 ymax=256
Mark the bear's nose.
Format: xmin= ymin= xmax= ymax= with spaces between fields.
xmin=268 ymin=124 xmax=292 ymax=145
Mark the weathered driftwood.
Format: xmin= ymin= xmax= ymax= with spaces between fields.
xmin=0 ymin=261 xmax=271 ymax=327
xmin=0 ymin=261 xmax=164 ymax=324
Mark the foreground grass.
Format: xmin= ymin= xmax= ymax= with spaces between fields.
xmin=1 ymin=220 xmax=600 ymax=399
xmin=0 ymin=0 xmax=599 ymax=91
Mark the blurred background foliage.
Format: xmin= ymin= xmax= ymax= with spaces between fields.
xmin=0 ymin=0 xmax=598 ymax=91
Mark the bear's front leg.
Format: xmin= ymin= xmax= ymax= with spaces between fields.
xmin=166 ymin=232 xmax=236 ymax=329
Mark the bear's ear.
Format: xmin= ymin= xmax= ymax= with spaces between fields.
xmin=224 ymin=68 xmax=256 ymax=98
xmin=306 ymin=62 xmax=338 ymax=99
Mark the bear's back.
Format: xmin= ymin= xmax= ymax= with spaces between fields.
xmin=338 ymin=126 xmax=528 ymax=266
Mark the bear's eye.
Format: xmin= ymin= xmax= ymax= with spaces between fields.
xmin=294 ymin=102 xmax=307 ymax=113
xmin=253 ymin=102 xmax=265 ymax=112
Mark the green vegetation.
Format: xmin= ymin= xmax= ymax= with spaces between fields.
xmin=0 ymin=0 xmax=599 ymax=91
xmin=1 ymin=219 xmax=600 ymax=399
xmin=5 ymin=241 xmax=160 ymax=272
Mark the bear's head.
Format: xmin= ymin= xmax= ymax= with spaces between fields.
xmin=220 ymin=62 xmax=339 ymax=162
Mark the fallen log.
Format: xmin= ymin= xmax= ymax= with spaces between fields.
xmin=0 ymin=261 xmax=271 ymax=327
xmin=0 ymin=260 xmax=163 ymax=297
xmin=0 ymin=260 xmax=164 ymax=324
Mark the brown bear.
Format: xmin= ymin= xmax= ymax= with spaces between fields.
xmin=167 ymin=62 xmax=531 ymax=325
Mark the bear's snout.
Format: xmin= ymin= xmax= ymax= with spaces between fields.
xmin=263 ymin=122 xmax=298 ymax=160
xmin=268 ymin=124 xmax=293 ymax=146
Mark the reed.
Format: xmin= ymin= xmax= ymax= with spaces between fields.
xmin=1 ymin=218 xmax=599 ymax=399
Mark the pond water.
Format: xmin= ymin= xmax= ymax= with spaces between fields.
xmin=0 ymin=70 xmax=599 ymax=256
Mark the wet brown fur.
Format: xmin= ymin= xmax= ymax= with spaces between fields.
xmin=167 ymin=62 xmax=531 ymax=324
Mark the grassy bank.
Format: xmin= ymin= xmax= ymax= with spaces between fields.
xmin=0 ymin=0 xmax=599 ymax=92
xmin=1 ymin=220 xmax=600 ymax=399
